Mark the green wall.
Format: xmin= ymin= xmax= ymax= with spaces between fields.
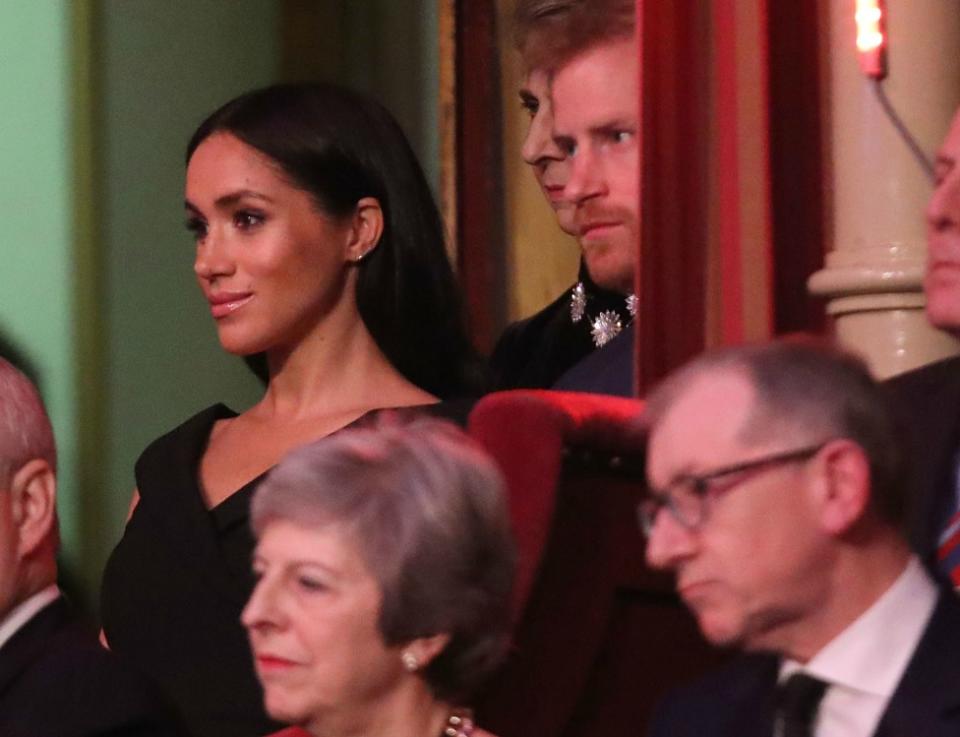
xmin=0 ymin=1 xmax=78 ymax=563
xmin=93 ymin=0 xmax=277 ymax=596
xmin=0 ymin=0 xmax=441 ymax=609
xmin=338 ymin=0 xmax=440 ymax=190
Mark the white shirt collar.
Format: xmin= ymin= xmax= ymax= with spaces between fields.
xmin=781 ymin=556 xmax=937 ymax=697
xmin=0 ymin=585 xmax=60 ymax=651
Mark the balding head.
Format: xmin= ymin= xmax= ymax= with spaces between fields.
xmin=0 ymin=358 xmax=55 ymax=487
xmin=0 ymin=358 xmax=58 ymax=618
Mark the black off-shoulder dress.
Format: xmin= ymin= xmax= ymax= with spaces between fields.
xmin=101 ymin=401 xmax=473 ymax=737
xmin=101 ymin=405 xmax=280 ymax=737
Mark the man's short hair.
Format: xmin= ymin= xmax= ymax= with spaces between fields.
xmin=0 ymin=358 xmax=56 ymax=486
xmin=645 ymin=338 xmax=909 ymax=529
xmin=513 ymin=0 xmax=636 ymax=71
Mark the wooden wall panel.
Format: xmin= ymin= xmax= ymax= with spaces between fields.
xmin=636 ymin=1 xmax=712 ymax=393
xmin=767 ymin=1 xmax=827 ymax=335
xmin=454 ymin=0 xmax=506 ymax=352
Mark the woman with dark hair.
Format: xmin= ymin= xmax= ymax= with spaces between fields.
xmin=100 ymin=83 xmax=481 ymax=737
xmin=244 ymin=415 xmax=514 ymax=737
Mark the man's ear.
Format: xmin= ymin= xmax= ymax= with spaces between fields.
xmin=343 ymin=197 xmax=384 ymax=264
xmin=9 ymin=459 xmax=57 ymax=558
xmin=813 ymin=440 xmax=871 ymax=535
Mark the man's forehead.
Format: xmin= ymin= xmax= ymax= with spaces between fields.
xmin=549 ymin=37 xmax=638 ymax=134
xmin=649 ymin=371 xmax=756 ymax=474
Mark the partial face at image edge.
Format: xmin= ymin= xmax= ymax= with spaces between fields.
xmin=925 ymin=108 xmax=960 ymax=334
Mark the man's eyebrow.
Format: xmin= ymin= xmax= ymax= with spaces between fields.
xmin=553 ymin=118 xmax=637 ymax=141
xmin=552 ymin=132 xmax=575 ymax=150
xmin=591 ymin=119 xmax=637 ymax=134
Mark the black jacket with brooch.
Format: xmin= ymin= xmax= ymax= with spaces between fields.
xmin=488 ymin=267 xmax=632 ymax=392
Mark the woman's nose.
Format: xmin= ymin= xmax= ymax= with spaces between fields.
xmin=242 ymin=576 xmax=282 ymax=631
xmin=521 ymin=113 xmax=565 ymax=166
xmin=193 ymin=232 xmax=234 ymax=281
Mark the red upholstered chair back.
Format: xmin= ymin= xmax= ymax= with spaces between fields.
xmin=468 ymin=390 xmax=725 ymax=737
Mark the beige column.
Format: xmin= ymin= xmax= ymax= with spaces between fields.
xmin=808 ymin=0 xmax=960 ymax=378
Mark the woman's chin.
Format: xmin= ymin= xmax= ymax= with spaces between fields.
xmin=263 ymin=692 xmax=311 ymax=727
xmin=216 ymin=334 xmax=271 ymax=357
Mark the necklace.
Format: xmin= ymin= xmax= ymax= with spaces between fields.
xmin=442 ymin=710 xmax=475 ymax=737
xmin=570 ymin=281 xmax=638 ymax=348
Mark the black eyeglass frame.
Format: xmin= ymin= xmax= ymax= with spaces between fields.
xmin=638 ymin=441 xmax=831 ymax=537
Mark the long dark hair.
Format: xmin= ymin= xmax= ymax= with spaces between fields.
xmin=187 ymin=83 xmax=482 ymax=398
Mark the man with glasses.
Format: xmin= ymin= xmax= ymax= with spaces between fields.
xmin=641 ymin=339 xmax=960 ymax=737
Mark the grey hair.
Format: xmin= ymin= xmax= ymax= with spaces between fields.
xmin=644 ymin=338 xmax=908 ymax=528
xmin=251 ymin=414 xmax=516 ymax=702
xmin=0 ymin=358 xmax=56 ymax=486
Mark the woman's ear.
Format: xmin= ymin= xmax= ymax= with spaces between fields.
xmin=9 ymin=458 xmax=57 ymax=559
xmin=812 ymin=439 xmax=872 ymax=536
xmin=402 ymin=632 xmax=451 ymax=671
xmin=344 ymin=197 xmax=384 ymax=264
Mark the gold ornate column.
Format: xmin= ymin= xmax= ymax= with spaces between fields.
xmin=808 ymin=0 xmax=960 ymax=378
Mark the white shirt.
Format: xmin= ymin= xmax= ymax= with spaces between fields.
xmin=779 ymin=557 xmax=937 ymax=737
xmin=0 ymin=584 xmax=60 ymax=651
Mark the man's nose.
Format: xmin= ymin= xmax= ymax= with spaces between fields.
xmin=563 ymin=146 xmax=605 ymax=204
xmin=927 ymin=171 xmax=960 ymax=233
xmin=645 ymin=508 xmax=697 ymax=571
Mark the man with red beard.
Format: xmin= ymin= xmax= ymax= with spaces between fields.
xmin=885 ymin=107 xmax=960 ymax=586
xmin=489 ymin=0 xmax=637 ymax=396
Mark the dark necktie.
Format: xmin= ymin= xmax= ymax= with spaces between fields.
xmin=774 ymin=672 xmax=829 ymax=737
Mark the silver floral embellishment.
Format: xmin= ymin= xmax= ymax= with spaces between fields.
xmin=626 ymin=293 xmax=638 ymax=318
xmin=570 ymin=282 xmax=587 ymax=323
xmin=591 ymin=311 xmax=622 ymax=348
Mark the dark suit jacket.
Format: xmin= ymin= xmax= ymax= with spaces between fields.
xmin=883 ymin=356 xmax=960 ymax=562
xmin=552 ymin=324 xmax=634 ymax=397
xmin=648 ymin=589 xmax=960 ymax=737
xmin=488 ymin=267 xmax=632 ymax=392
xmin=0 ymin=596 xmax=186 ymax=737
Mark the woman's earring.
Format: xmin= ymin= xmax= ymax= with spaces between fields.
xmin=401 ymin=651 xmax=420 ymax=672
xmin=353 ymin=245 xmax=376 ymax=263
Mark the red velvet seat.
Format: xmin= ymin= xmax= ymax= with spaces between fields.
xmin=469 ymin=390 xmax=725 ymax=737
